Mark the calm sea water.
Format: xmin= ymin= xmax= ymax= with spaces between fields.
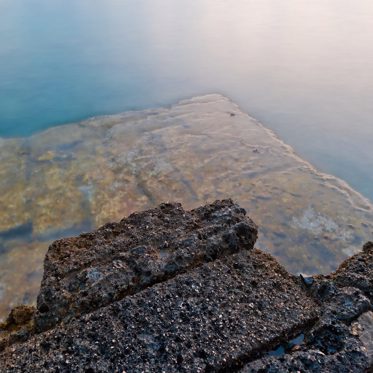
xmin=1 ymin=0 xmax=373 ymax=199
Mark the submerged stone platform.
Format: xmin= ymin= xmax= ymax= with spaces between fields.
xmin=1 ymin=94 xmax=373 ymax=320
xmin=0 ymin=201 xmax=372 ymax=372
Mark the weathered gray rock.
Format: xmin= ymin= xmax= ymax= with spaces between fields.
xmin=0 ymin=250 xmax=318 ymax=372
xmin=356 ymin=311 xmax=373 ymax=366
xmin=241 ymin=242 xmax=373 ymax=372
xmin=34 ymin=199 xmax=257 ymax=332
xmin=333 ymin=241 xmax=373 ymax=302
xmin=2 ymin=94 xmax=373 ymax=321
xmin=0 ymin=202 xmax=372 ymax=372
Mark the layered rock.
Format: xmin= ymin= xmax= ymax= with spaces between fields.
xmin=0 ymin=201 xmax=372 ymax=372
xmin=35 ymin=200 xmax=257 ymax=332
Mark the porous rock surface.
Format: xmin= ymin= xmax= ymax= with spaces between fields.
xmin=242 ymin=242 xmax=373 ymax=372
xmin=34 ymin=199 xmax=258 ymax=332
xmin=0 ymin=201 xmax=372 ymax=372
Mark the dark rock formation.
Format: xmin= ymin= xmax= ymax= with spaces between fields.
xmin=333 ymin=241 xmax=373 ymax=302
xmin=0 ymin=201 xmax=372 ymax=372
xmin=34 ymin=200 xmax=257 ymax=332
xmin=242 ymin=242 xmax=373 ymax=372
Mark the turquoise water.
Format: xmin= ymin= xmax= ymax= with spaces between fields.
xmin=1 ymin=0 xmax=373 ymax=200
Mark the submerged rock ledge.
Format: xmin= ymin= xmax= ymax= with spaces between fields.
xmin=1 ymin=93 xmax=373 ymax=320
xmin=0 ymin=200 xmax=372 ymax=372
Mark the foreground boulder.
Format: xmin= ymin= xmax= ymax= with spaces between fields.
xmin=0 ymin=200 xmax=372 ymax=372
xmin=34 ymin=200 xmax=258 ymax=332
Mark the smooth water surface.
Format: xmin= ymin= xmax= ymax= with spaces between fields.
xmin=1 ymin=0 xmax=373 ymax=200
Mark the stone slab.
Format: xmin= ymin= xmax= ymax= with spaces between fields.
xmin=0 ymin=250 xmax=318 ymax=372
xmin=34 ymin=200 xmax=257 ymax=332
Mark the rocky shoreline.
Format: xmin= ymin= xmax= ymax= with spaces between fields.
xmin=1 ymin=94 xmax=373 ymax=320
xmin=0 ymin=200 xmax=371 ymax=372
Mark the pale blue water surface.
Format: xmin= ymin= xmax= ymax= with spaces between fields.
xmin=1 ymin=0 xmax=373 ymax=199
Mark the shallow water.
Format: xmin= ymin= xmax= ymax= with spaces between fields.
xmin=0 ymin=95 xmax=372 ymax=320
xmin=1 ymin=0 xmax=373 ymax=199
